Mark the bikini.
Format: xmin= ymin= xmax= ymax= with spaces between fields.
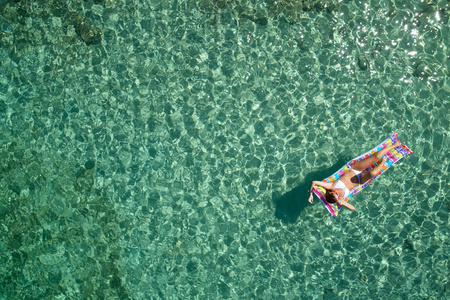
xmin=352 ymin=169 xmax=362 ymax=183
xmin=334 ymin=169 xmax=362 ymax=199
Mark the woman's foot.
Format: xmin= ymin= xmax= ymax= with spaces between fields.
xmin=370 ymin=156 xmax=388 ymax=177
xmin=376 ymin=156 xmax=388 ymax=165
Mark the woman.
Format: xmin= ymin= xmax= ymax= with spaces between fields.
xmin=308 ymin=140 xmax=401 ymax=211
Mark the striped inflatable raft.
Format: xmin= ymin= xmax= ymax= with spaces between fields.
xmin=313 ymin=132 xmax=413 ymax=216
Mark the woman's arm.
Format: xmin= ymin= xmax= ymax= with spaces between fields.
xmin=308 ymin=181 xmax=333 ymax=203
xmin=311 ymin=180 xmax=333 ymax=189
xmin=337 ymin=199 xmax=355 ymax=211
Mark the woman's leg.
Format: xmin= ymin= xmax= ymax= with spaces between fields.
xmin=359 ymin=157 xmax=387 ymax=183
xmin=352 ymin=140 xmax=401 ymax=171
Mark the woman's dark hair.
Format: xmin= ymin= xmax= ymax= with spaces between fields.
xmin=325 ymin=189 xmax=337 ymax=203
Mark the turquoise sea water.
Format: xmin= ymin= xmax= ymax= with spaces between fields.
xmin=0 ymin=0 xmax=448 ymax=298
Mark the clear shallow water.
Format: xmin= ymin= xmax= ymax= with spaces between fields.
xmin=0 ymin=0 xmax=448 ymax=298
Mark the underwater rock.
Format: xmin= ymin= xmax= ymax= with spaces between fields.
xmin=404 ymin=238 xmax=415 ymax=251
xmin=1 ymin=22 xmax=14 ymax=48
xmin=241 ymin=14 xmax=268 ymax=26
xmin=0 ymin=202 xmax=9 ymax=217
xmin=9 ymin=184 xmax=22 ymax=195
xmin=413 ymin=62 xmax=432 ymax=79
xmin=204 ymin=0 xmax=338 ymax=25
xmin=67 ymin=12 xmax=102 ymax=45
xmin=186 ymin=260 xmax=198 ymax=273
xmin=3 ymin=1 xmax=102 ymax=45
xmin=2 ymin=22 xmax=13 ymax=34
xmin=272 ymin=0 xmax=329 ymax=12
xmin=252 ymin=16 xmax=268 ymax=25
xmin=357 ymin=55 xmax=368 ymax=70
xmin=85 ymin=160 xmax=96 ymax=170
xmin=0 ymin=99 xmax=6 ymax=113
xmin=296 ymin=36 xmax=314 ymax=51
xmin=109 ymin=276 xmax=122 ymax=289
xmin=404 ymin=237 xmax=426 ymax=252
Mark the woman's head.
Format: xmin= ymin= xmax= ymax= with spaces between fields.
xmin=325 ymin=189 xmax=339 ymax=203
